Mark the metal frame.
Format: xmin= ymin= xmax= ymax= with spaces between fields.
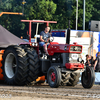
xmin=0 ymin=12 xmax=23 ymax=16
xmin=21 ymin=20 xmax=57 ymax=43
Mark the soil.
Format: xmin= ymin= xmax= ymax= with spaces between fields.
xmin=0 ymin=82 xmax=100 ymax=100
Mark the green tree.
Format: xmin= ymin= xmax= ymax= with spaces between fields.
xmin=91 ymin=0 xmax=100 ymax=20
xmin=53 ymin=0 xmax=95 ymax=30
xmin=0 ymin=0 xmax=100 ymax=37
xmin=26 ymin=0 xmax=57 ymax=20
xmin=0 ymin=0 xmax=57 ymax=37
xmin=0 ymin=0 xmax=23 ymax=36
xmin=52 ymin=0 xmax=74 ymax=29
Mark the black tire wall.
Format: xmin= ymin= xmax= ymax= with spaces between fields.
xmin=24 ymin=47 xmax=40 ymax=83
xmin=81 ymin=66 xmax=95 ymax=88
xmin=2 ymin=46 xmax=40 ymax=85
xmin=2 ymin=46 xmax=28 ymax=85
xmin=66 ymin=73 xmax=80 ymax=86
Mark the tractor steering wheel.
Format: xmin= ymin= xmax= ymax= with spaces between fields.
xmin=50 ymin=36 xmax=54 ymax=42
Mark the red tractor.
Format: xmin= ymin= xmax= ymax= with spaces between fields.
xmin=0 ymin=20 xmax=95 ymax=88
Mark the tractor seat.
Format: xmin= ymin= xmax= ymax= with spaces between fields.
xmin=37 ymin=37 xmax=46 ymax=54
xmin=37 ymin=37 xmax=41 ymax=43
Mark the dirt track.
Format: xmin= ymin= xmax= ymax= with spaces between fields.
xmin=0 ymin=82 xmax=100 ymax=100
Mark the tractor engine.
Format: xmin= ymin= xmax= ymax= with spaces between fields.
xmin=47 ymin=42 xmax=84 ymax=70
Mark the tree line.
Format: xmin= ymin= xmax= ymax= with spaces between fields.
xmin=0 ymin=0 xmax=100 ymax=38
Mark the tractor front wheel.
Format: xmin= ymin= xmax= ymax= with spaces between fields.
xmin=47 ymin=66 xmax=61 ymax=88
xmin=81 ymin=66 xmax=95 ymax=88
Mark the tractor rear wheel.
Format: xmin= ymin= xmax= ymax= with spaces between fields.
xmin=2 ymin=46 xmax=28 ymax=85
xmin=47 ymin=66 xmax=61 ymax=88
xmin=25 ymin=47 xmax=40 ymax=83
xmin=66 ymin=73 xmax=80 ymax=86
xmin=81 ymin=66 xmax=95 ymax=88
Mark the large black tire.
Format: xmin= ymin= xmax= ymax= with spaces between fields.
xmin=1 ymin=46 xmax=28 ymax=85
xmin=47 ymin=66 xmax=61 ymax=88
xmin=66 ymin=73 xmax=80 ymax=86
xmin=81 ymin=66 xmax=95 ymax=88
xmin=24 ymin=47 xmax=40 ymax=83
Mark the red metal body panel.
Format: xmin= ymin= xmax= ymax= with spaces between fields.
xmin=47 ymin=42 xmax=82 ymax=55
xmin=29 ymin=22 xmax=31 ymax=43
xmin=65 ymin=63 xmax=84 ymax=70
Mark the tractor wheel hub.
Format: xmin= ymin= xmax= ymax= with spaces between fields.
xmin=51 ymin=72 xmax=56 ymax=82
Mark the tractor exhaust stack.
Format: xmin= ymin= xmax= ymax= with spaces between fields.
xmin=66 ymin=20 xmax=71 ymax=44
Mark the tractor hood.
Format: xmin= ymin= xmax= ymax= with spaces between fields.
xmin=48 ymin=42 xmax=82 ymax=55
xmin=0 ymin=25 xmax=26 ymax=48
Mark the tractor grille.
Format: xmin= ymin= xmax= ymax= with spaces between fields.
xmin=62 ymin=53 xmax=81 ymax=66
xmin=68 ymin=53 xmax=81 ymax=63
xmin=70 ymin=46 xmax=81 ymax=52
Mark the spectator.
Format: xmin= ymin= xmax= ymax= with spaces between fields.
xmin=85 ymin=54 xmax=89 ymax=66
xmin=88 ymin=55 xmax=92 ymax=67
xmin=85 ymin=55 xmax=94 ymax=67
xmin=94 ymin=52 xmax=100 ymax=72
xmin=89 ymin=56 xmax=95 ymax=67
xmin=80 ymin=55 xmax=84 ymax=64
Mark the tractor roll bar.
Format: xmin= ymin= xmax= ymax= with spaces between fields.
xmin=21 ymin=20 xmax=57 ymax=42
xmin=21 ymin=20 xmax=57 ymax=26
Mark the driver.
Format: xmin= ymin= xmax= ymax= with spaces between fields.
xmin=39 ymin=26 xmax=51 ymax=55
